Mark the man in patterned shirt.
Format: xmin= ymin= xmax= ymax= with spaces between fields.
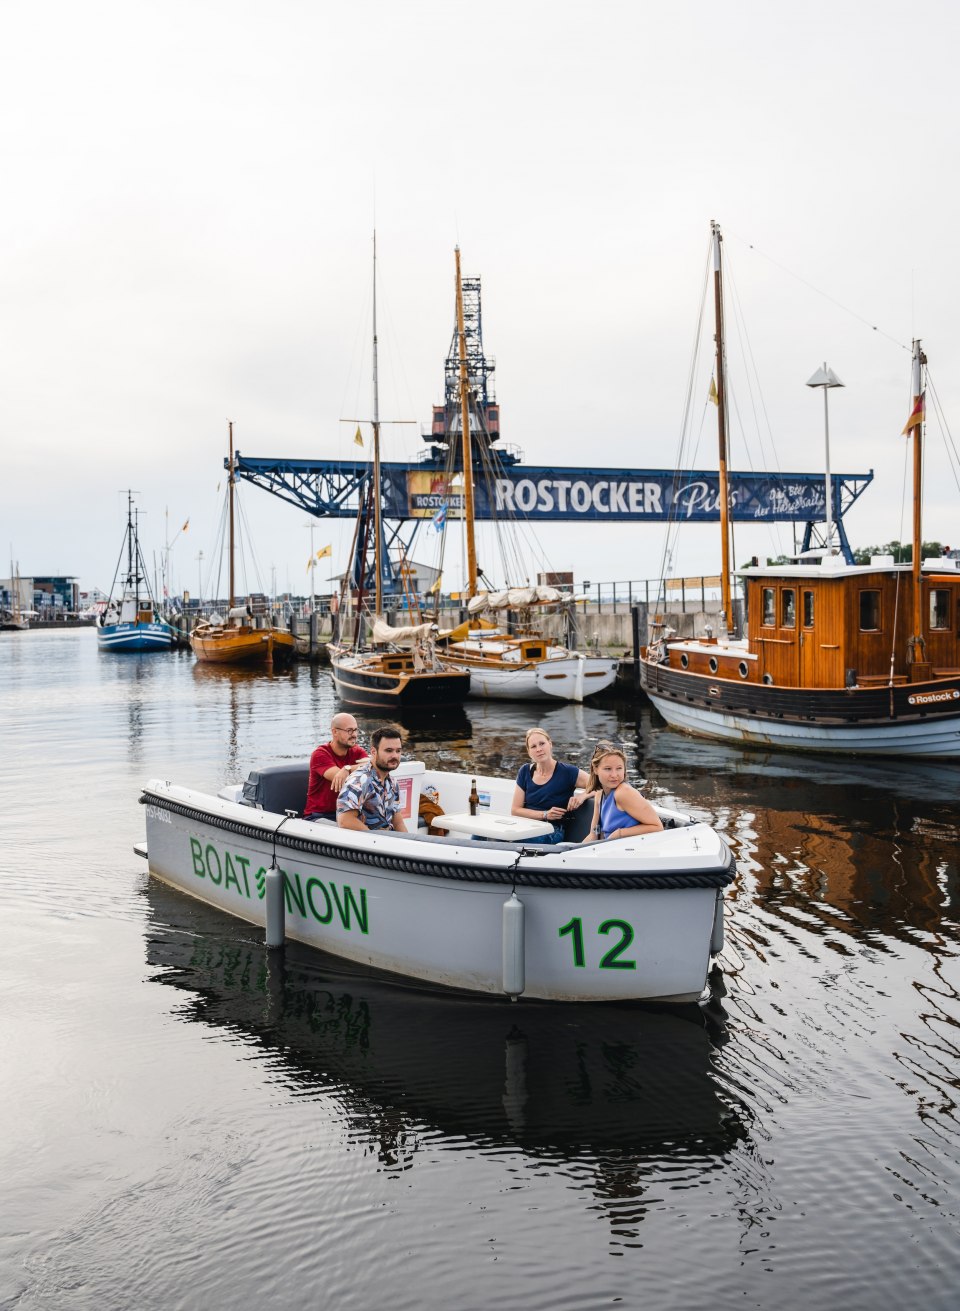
xmin=335 ymin=725 xmax=407 ymax=832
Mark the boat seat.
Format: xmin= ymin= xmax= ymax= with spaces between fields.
xmin=562 ymin=802 xmax=595 ymax=844
xmin=241 ymin=762 xmax=311 ymax=816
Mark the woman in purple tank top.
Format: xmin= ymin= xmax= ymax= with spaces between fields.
xmin=581 ymin=743 xmax=663 ymax=843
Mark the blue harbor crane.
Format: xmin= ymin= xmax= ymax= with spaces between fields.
xmin=230 ymin=271 xmax=873 ymax=592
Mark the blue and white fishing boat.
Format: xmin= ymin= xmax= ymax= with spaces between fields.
xmin=98 ymin=493 xmax=173 ymax=653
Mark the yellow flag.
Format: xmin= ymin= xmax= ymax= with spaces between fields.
xmin=708 ymin=376 xmax=719 ymax=406
xmin=354 ymin=426 xmax=364 ymax=447
xmin=429 ymin=574 xmax=442 ymax=594
xmin=316 ymin=545 xmax=332 ymax=560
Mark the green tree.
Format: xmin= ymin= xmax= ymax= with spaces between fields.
xmin=853 ymin=540 xmax=944 ymax=565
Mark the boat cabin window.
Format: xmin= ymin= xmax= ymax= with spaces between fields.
xmin=802 ymin=590 xmax=814 ymax=628
xmin=762 ymin=588 xmax=775 ymax=626
xmin=524 ymin=645 xmax=545 ymax=659
xmin=859 ymin=590 xmax=881 ymax=632
xmin=929 ymin=589 xmax=950 ymax=631
xmin=781 ymin=589 xmax=796 ymax=628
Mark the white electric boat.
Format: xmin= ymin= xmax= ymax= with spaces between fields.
xmin=139 ymin=760 xmax=735 ymax=1003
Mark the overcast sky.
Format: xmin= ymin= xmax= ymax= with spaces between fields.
xmin=3 ymin=0 xmax=959 ymax=599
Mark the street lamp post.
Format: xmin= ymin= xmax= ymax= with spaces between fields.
xmin=805 ymin=364 xmax=844 ymax=555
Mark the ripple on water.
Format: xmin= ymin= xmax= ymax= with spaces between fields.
xmin=3 ymin=633 xmax=960 ymax=1309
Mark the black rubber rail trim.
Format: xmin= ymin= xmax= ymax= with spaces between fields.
xmin=140 ymin=792 xmax=736 ymax=891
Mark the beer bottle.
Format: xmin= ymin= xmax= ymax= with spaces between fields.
xmin=469 ymin=778 xmax=480 ymax=816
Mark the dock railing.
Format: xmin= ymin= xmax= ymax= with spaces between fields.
xmin=576 ymin=576 xmax=725 ymax=614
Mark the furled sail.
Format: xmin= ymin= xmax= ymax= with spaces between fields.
xmin=466 ymin=586 xmax=566 ymax=614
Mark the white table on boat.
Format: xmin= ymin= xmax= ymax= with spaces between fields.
xmin=432 ymin=812 xmax=555 ymax=841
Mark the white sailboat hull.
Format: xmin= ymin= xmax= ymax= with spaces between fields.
xmin=646 ymin=690 xmax=960 ymax=758
xmin=448 ymin=654 xmax=618 ymax=702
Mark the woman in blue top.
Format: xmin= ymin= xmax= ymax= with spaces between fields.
xmin=511 ymin=727 xmax=591 ymax=845
xmin=581 ymin=743 xmax=662 ymax=843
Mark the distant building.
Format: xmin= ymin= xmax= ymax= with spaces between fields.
xmin=33 ymin=577 xmax=79 ymax=611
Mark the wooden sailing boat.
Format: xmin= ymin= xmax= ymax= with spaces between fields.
xmin=435 ymin=248 xmax=618 ymax=702
xmin=98 ymin=493 xmax=174 ymax=652
xmin=639 ymin=221 xmax=960 ymax=758
xmin=328 ymin=235 xmax=471 ymax=710
xmin=190 ymin=423 xmax=297 ymax=667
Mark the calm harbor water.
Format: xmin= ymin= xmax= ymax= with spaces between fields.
xmin=1 ymin=628 xmax=959 ymax=1310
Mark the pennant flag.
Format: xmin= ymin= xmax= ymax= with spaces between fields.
xmin=708 ymin=376 xmax=719 ymax=406
xmin=432 ymin=504 xmax=447 ymax=532
xmin=901 ymin=393 xmax=925 ymax=435
xmin=354 ymin=425 xmax=364 ymax=448
xmin=316 ymin=544 xmax=332 ymax=560
xmin=181 ymin=518 xmax=189 ymax=533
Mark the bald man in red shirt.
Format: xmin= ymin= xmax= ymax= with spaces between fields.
xmin=304 ymin=713 xmax=368 ymax=821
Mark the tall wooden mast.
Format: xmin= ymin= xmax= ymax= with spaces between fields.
xmin=711 ymin=221 xmax=733 ymax=629
xmin=455 ymin=247 xmax=478 ymax=597
xmin=372 ymin=231 xmax=383 ymax=617
xmin=227 ymin=420 xmax=236 ymax=607
xmin=909 ymin=338 xmax=927 ymax=674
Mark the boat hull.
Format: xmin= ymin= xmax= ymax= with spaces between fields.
xmin=141 ymin=781 xmax=733 ymax=1003
xmin=98 ymin=621 xmax=174 ymax=652
xmin=191 ymin=627 xmax=296 ymax=665
xmin=446 ymin=654 xmax=618 ymax=702
xmin=330 ymin=655 xmax=470 ymax=710
xmin=641 ymin=658 xmax=960 ymax=758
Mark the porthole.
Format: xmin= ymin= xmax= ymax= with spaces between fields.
xmin=709 ymin=657 xmax=719 ymax=673
xmin=762 ymin=673 xmax=774 ymax=686
xmin=738 ymin=661 xmax=749 ymax=679
xmin=680 ymin=653 xmax=689 ymax=669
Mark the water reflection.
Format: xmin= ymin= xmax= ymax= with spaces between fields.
xmin=143 ymin=880 xmax=749 ymax=1207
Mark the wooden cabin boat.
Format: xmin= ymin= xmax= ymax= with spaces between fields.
xmin=640 ymin=224 xmax=960 ymax=758
xmin=139 ymin=758 xmax=734 ymax=1004
xmin=642 ymin=553 xmax=960 ymax=756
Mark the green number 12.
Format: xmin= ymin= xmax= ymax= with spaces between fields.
xmin=558 ymin=916 xmax=637 ymax=970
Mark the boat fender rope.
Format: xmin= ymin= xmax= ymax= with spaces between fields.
xmin=139 ymin=793 xmax=735 ymax=890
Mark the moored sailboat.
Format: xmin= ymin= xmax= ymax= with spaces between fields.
xmin=434 ymin=249 xmax=618 ymax=702
xmin=328 ymin=234 xmax=471 ymax=711
xmin=98 ymin=493 xmax=174 ymax=653
xmin=639 ymin=223 xmax=960 ymax=758
xmin=190 ymin=423 xmax=297 ymax=667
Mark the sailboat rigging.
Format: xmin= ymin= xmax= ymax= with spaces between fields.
xmin=327 ymin=234 xmax=471 ymax=710
xmin=433 ymin=247 xmax=619 ymax=702
xmin=639 ymin=222 xmax=960 ymax=758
